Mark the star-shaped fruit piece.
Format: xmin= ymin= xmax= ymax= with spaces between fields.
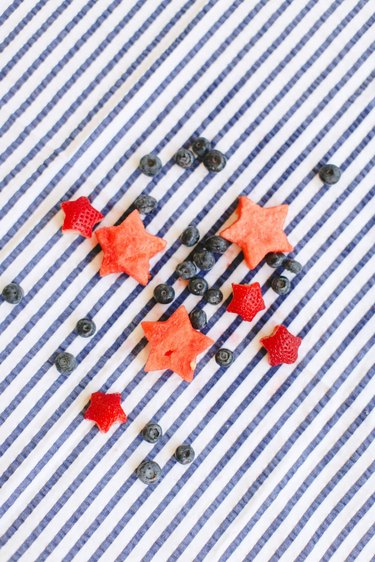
xmin=227 ymin=282 xmax=265 ymax=322
xmin=84 ymin=392 xmax=127 ymax=432
xmin=96 ymin=209 xmax=166 ymax=285
xmin=220 ymin=196 xmax=293 ymax=269
xmin=142 ymin=305 xmax=214 ymax=382
xmin=260 ymin=325 xmax=302 ymax=366
xmin=61 ymin=196 xmax=104 ymax=238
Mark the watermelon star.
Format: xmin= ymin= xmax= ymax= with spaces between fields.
xmin=142 ymin=305 xmax=214 ymax=382
xmin=61 ymin=196 xmax=104 ymax=238
xmin=96 ymin=209 xmax=166 ymax=285
xmin=220 ymin=196 xmax=293 ymax=269
xmin=84 ymin=392 xmax=127 ymax=432
xmin=260 ymin=325 xmax=302 ymax=366
xmin=227 ymin=282 xmax=265 ymax=322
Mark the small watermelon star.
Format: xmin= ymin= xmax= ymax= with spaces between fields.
xmin=96 ymin=209 xmax=166 ymax=285
xmin=61 ymin=196 xmax=104 ymax=238
xmin=220 ymin=196 xmax=293 ymax=269
xmin=84 ymin=392 xmax=127 ymax=432
xmin=142 ymin=305 xmax=214 ymax=382
xmin=260 ymin=325 xmax=302 ymax=366
xmin=227 ymin=282 xmax=265 ymax=322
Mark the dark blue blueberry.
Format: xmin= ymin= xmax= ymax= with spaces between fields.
xmin=139 ymin=154 xmax=162 ymax=176
xmin=174 ymin=148 xmax=195 ymax=169
xmin=204 ymin=235 xmax=230 ymax=254
xmin=319 ymin=164 xmax=341 ymax=184
xmin=204 ymin=288 xmax=223 ymax=305
xmin=133 ymin=194 xmax=157 ymax=214
xmin=136 ymin=460 xmax=161 ymax=484
xmin=175 ymin=261 xmax=198 ymax=280
xmin=283 ymin=259 xmax=302 ymax=274
xmin=141 ymin=422 xmax=162 ymax=444
xmin=191 ymin=137 xmax=211 ymax=159
xmin=154 ymin=283 xmax=175 ymax=304
xmin=215 ymin=348 xmax=234 ymax=367
xmin=265 ymin=252 xmax=285 ymax=268
xmin=55 ymin=352 xmax=77 ymax=373
xmin=271 ymin=275 xmax=291 ymax=295
xmin=179 ymin=225 xmax=200 ymax=247
xmin=2 ymin=283 xmax=24 ymax=304
xmin=188 ymin=277 xmax=208 ymax=296
xmin=203 ymin=150 xmax=227 ymax=173
xmin=175 ymin=444 xmax=195 ymax=465
xmin=189 ymin=309 xmax=207 ymax=330
xmin=192 ymin=248 xmax=215 ymax=271
xmin=76 ymin=318 xmax=96 ymax=338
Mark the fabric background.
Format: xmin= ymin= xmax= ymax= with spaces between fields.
xmin=0 ymin=0 xmax=374 ymax=560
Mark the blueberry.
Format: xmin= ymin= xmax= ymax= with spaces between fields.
xmin=192 ymin=249 xmax=215 ymax=271
xmin=188 ymin=277 xmax=208 ymax=296
xmin=189 ymin=309 xmax=207 ymax=330
xmin=215 ymin=348 xmax=234 ymax=367
xmin=204 ymin=235 xmax=230 ymax=254
xmin=139 ymin=154 xmax=162 ymax=176
xmin=271 ymin=275 xmax=291 ymax=295
xmin=55 ymin=352 xmax=77 ymax=373
xmin=179 ymin=225 xmax=200 ymax=247
xmin=204 ymin=288 xmax=223 ymax=305
xmin=154 ymin=283 xmax=175 ymax=304
xmin=76 ymin=318 xmax=96 ymax=338
xmin=141 ymin=422 xmax=162 ymax=444
xmin=191 ymin=137 xmax=211 ymax=159
xmin=2 ymin=283 xmax=24 ymax=304
xmin=136 ymin=460 xmax=161 ymax=484
xmin=175 ymin=261 xmax=198 ymax=280
xmin=203 ymin=150 xmax=227 ymax=173
xmin=283 ymin=259 xmax=302 ymax=274
xmin=133 ymin=194 xmax=157 ymax=214
xmin=174 ymin=148 xmax=195 ymax=169
xmin=175 ymin=444 xmax=195 ymax=465
xmin=319 ymin=164 xmax=341 ymax=185
xmin=265 ymin=252 xmax=285 ymax=268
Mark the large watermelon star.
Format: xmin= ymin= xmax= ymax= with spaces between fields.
xmin=260 ymin=325 xmax=302 ymax=366
xmin=96 ymin=209 xmax=166 ymax=285
xmin=142 ymin=305 xmax=214 ymax=382
xmin=61 ymin=196 xmax=104 ymax=238
xmin=84 ymin=392 xmax=127 ymax=432
xmin=220 ymin=196 xmax=293 ymax=269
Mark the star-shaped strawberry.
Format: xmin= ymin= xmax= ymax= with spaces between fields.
xmin=96 ymin=210 xmax=166 ymax=285
xmin=220 ymin=196 xmax=293 ymax=269
xmin=61 ymin=196 xmax=104 ymax=238
xmin=260 ymin=325 xmax=302 ymax=366
xmin=142 ymin=305 xmax=214 ymax=382
xmin=84 ymin=392 xmax=127 ymax=432
xmin=227 ymin=282 xmax=265 ymax=322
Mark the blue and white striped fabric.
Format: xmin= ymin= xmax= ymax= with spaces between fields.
xmin=0 ymin=0 xmax=374 ymax=560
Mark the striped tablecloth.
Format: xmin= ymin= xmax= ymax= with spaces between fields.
xmin=0 ymin=1 xmax=374 ymax=560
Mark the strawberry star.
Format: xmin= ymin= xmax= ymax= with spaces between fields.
xmin=260 ymin=325 xmax=302 ymax=366
xmin=84 ymin=392 xmax=127 ymax=432
xmin=61 ymin=196 xmax=104 ymax=238
xmin=220 ymin=196 xmax=293 ymax=269
xmin=142 ymin=305 xmax=214 ymax=382
xmin=227 ymin=282 xmax=265 ymax=322
xmin=96 ymin=210 xmax=166 ymax=285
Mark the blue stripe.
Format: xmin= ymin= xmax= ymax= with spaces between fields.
xmin=0 ymin=0 xmax=50 ymax=52
xmin=5 ymin=199 xmax=372 ymax=554
xmin=293 ymin=463 xmax=375 ymax=561
xmin=0 ymin=0 xmax=24 ymax=27
xmin=341 ymin=520 xmax=375 ymax=562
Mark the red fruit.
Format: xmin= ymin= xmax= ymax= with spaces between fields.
xmin=61 ymin=196 xmax=104 ymax=238
xmin=84 ymin=392 xmax=127 ymax=432
xmin=142 ymin=306 xmax=214 ymax=382
xmin=227 ymin=282 xmax=265 ymax=322
xmin=260 ymin=325 xmax=302 ymax=366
